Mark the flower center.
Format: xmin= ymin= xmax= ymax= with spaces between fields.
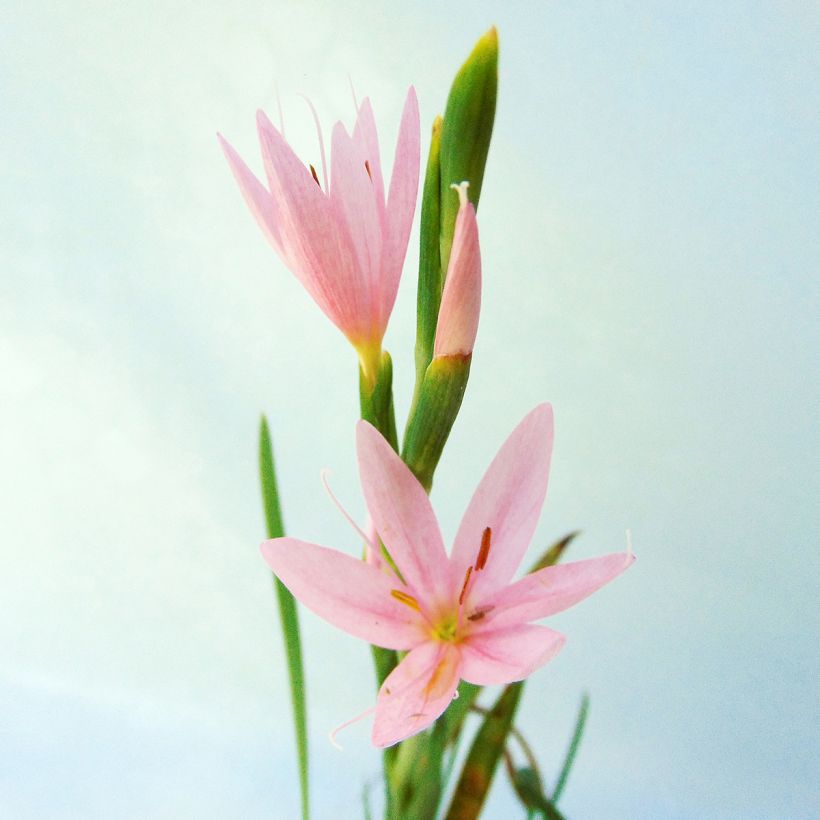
xmin=433 ymin=615 xmax=459 ymax=643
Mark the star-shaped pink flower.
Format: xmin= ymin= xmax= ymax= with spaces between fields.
xmin=261 ymin=405 xmax=634 ymax=747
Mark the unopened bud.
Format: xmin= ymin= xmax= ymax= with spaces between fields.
xmin=433 ymin=182 xmax=481 ymax=357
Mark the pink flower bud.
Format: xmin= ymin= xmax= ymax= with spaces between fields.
xmin=433 ymin=182 xmax=481 ymax=358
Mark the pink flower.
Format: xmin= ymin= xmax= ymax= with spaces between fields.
xmin=218 ymin=89 xmax=420 ymax=377
xmin=261 ymin=405 xmax=634 ymax=747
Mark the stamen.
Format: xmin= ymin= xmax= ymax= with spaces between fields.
xmin=364 ymin=159 xmax=372 ymax=180
xmin=467 ymin=605 xmax=495 ymax=622
xmin=309 ymin=164 xmax=321 ymax=186
xmin=329 ymin=703 xmax=376 ymax=750
xmin=450 ymin=180 xmax=470 ymax=207
xmin=320 ymin=469 xmax=377 ymax=552
xmin=458 ymin=566 xmax=473 ymax=606
xmin=390 ymin=589 xmax=421 ymax=611
xmin=475 ymin=526 xmax=492 ymax=571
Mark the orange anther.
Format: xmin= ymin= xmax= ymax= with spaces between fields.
xmin=475 ymin=527 xmax=492 ymax=571
xmin=458 ymin=566 xmax=473 ymax=606
xmin=390 ymin=589 xmax=421 ymax=611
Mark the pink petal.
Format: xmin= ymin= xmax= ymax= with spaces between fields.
xmin=372 ymin=641 xmax=461 ymax=747
xmin=450 ymin=404 xmax=554 ymax=597
xmin=484 ymin=552 xmax=635 ymax=629
xmin=356 ymin=420 xmax=451 ymax=603
xmin=260 ymin=537 xmax=423 ymax=650
xmin=352 ymin=97 xmax=386 ymax=214
xmin=217 ymin=133 xmax=285 ymax=257
xmin=255 ymin=111 xmax=371 ymax=344
xmin=433 ymin=185 xmax=481 ymax=357
xmin=460 ymin=624 xmax=565 ymax=686
xmin=330 ymin=121 xmax=383 ymax=328
xmin=381 ymin=86 xmax=420 ymax=329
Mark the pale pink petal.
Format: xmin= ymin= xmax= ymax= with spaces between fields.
xmin=372 ymin=641 xmax=461 ymax=747
xmin=450 ymin=404 xmax=554 ymax=596
xmin=260 ymin=537 xmax=423 ymax=650
xmin=352 ymin=97 xmax=386 ymax=213
xmin=483 ymin=552 xmax=635 ymax=629
xmin=433 ymin=185 xmax=481 ymax=357
xmin=256 ymin=111 xmax=371 ymax=344
xmin=217 ymin=133 xmax=285 ymax=257
xmin=356 ymin=420 xmax=451 ymax=602
xmin=330 ymin=121 xmax=383 ymax=329
xmin=460 ymin=624 xmax=565 ymax=686
xmin=381 ymin=86 xmax=420 ymax=329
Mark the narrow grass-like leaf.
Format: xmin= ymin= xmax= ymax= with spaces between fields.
xmin=552 ymin=692 xmax=590 ymax=803
xmin=444 ymin=682 xmax=523 ymax=820
xmin=508 ymin=766 xmax=566 ymax=820
xmin=259 ymin=415 xmax=309 ymax=820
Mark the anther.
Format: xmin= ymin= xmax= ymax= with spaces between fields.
xmin=467 ymin=605 xmax=495 ymax=622
xmin=390 ymin=589 xmax=421 ymax=611
xmin=309 ymin=164 xmax=321 ymax=186
xmin=475 ymin=527 xmax=492 ymax=571
xmin=364 ymin=160 xmax=372 ymax=180
xmin=458 ymin=566 xmax=473 ymax=606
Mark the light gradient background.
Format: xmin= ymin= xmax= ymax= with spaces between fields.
xmin=2 ymin=1 xmax=818 ymax=818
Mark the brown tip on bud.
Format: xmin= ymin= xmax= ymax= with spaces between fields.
xmin=364 ymin=159 xmax=372 ymax=180
xmin=458 ymin=565 xmax=473 ymax=606
xmin=475 ymin=527 xmax=492 ymax=571
xmin=309 ymin=164 xmax=320 ymax=186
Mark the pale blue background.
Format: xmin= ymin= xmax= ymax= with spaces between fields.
xmin=2 ymin=1 xmax=818 ymax=818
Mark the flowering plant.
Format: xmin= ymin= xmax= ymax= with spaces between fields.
xmin=220 ymin=28 xmax=632 ymax=819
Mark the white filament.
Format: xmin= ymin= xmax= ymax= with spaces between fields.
xmin=450 ymin=180 xmax=470 ymax=207
xmin=320 ymin=469 xmax=377 ymax=551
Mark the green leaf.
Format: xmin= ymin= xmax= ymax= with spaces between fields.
xmin=510 ymin=768 xmax=566 ymax=820
xmin=259 ymin=416 xmax=309 ymax=820
xmin=439 ymin=26 xmax=498 ymax=276
xmin=552 ymin=692 xmax=590 ymax=803
xmin=528 ymin=531 xmax=580 ymax=574
xmin=444 ymin=682 xmax=523 ymax=820
xmin=402 ymin=354 xmax=471 ymax=492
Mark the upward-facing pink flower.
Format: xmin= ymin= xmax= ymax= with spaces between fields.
xmin=218 ymin=89 xmax=420 ymax=377
xmin=261 ymin=405 xmax=634 ymax=747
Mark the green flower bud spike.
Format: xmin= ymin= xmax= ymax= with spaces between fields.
xmin=403 ymin=182 xmax=481 ymax=491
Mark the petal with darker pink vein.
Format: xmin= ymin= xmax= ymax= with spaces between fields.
xmin=372 ymin=641 xmax=461 ymax=747
xmin=485 ymin=552 xmax=635 ymax=630
xmin=255 ymin=111 xmax=367 ymax=341
xmin=460 ymin=623 xmax=565 ymax=686
xmin=356 ymin=420 xmax=451 ymax=600
xmin=217 ymin=134 xmax=285 ymax=257
xmin=330 ymin=121 xmax=382 ymax=304
xmin=382 ymin=87 xmax=420 ymax=327
xmin=260 ymin=537 xmax=422 ymax=650
xmin=352 ymin=97 xmax=386 ymax=213
xmin=450 ymin=404 xmax=554 ymax=596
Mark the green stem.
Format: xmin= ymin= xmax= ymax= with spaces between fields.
xmin=259 ymin=416 xmax=309 ymax=820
